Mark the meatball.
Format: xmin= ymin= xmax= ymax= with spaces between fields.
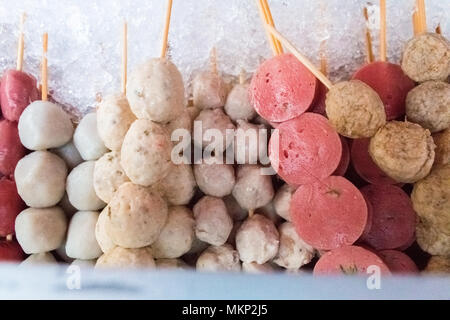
xmin=235 ymin=214 xmax=279 ymax=264
xmin=51 ymin=140 xmax=83 ymax=170
xmin=224 ymin=83 xmax=256 ymax=121
xmin=164 ymin=109 xmax=192 ymax=135
xmin=193 ymin=108 xmax=235 ymax=152
xmin=424 ymin=256 xmax=450 ymax=274
xmin=223 ymin=195 xmax=248 ymax=221
xmin=325 ymin=80 xmax=386 ymax=138
xmin=234 ymin=120 xmax=268 ymax=164
xmin=18 ymin=100 xmax=73 ymax=150
xmin=65 ymin=211 xmax=102 ymax=260
xmin=411 ymin=164 xmax=450 ymax=234
xmin=96 ymin=246 xmax=155 ymax=269
xmin=126 ymin=58 xmax=185 ymax=123
xmin=406 ymin=81 xmax=450 ymax=133
xmin=21 ymin=252 xmax=57 ymax=266
xmin=156 ymin=258 xmax=189 ymax=269
xmin=93 ymin=151 xmax=130 ymax=203
xmin=15 ymin=151 xmax=67 ymax=208
xmin=196 ymin=244 xmax=241 ymax=272
xmin=416 ymin=220 xmax=450 ymax=256
xmin=59 ymin=192 xmax=77 ymax=218
xmin=242 ymin=262 xmax=275 ymax=273
xmin=369 ymin=121 xmax=435 ymax=183
xmin=273 ymin=222 xmax=315 ymax=270
xmin=95 ymin=206 xmax=115 ymax=253
xmin=273 ymin=184 xmax=296 ymax=221
xmin=66 ymin=161 xmax=106 ymax=211
xmin=120 ymin=119 xmax=172 ymax=186
xmin=15 ymin=207 xmax=67 ymax=254
xmin=232 ymin=165 xmax=274 ymax=210
xmin=106 ymin=182 xmax=168 ymax=248
xmin=433 ymin=129 xmax=450 ymax=167
xmin=193 ymin=162 xmax=235 ymax=197
xmin=73 ymin=112 xmax=108 ymax=161
xmin=193 ymin=71 xmax=227 ymax=109
xmin=151 ymin=206 xmax=195 ymax=259
xmin=193 ymin=196 xmax=233 ymax=246
xmin=96 ymin=93 xmax=136 ymax=151
xmin=157 ymin=163 xmax=196 ymax=206
xmin=401 ymin=33 xmax=450 ymax=82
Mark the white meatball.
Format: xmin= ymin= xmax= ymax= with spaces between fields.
xmin=120 ymin=119 xmax=172 ymax=186
xmin=65 ymin=211 xmax=102 ymax=260
xmin=51 ymin=140 xmax=83 ymax=170
xmin=97 ymin=93 xmax=136 ymax=151
xmin=273 ymin=184 xmax=296 ymax=221
xmin=18 ymin=100 xmax=73 ymax=150
xmin=95 ymin=206 xmax=116 ymax=253
xmin=193 ymin=162 xmax=235 ymax=197
xmin=273 ymin=222 xmax=315 ymax=270
xmin=73 ymin=113 xmax=108 ymax=161
xmin=193 ymin=71 xmax=227 ymax=109
xmin=236 ymin=214 xmax=279 ymax=264
xmin=234 ymin=120 xmax=268 ymax=164
xmin=232 ymin=165 xmax=274 ymax=210
xmin=15 ymin=151 xmax=67 ymax=208
xmin=193 ymin=108 xmax=235 ymax=151
xmin=127 ymin=58 xmax=185 ymax=123
xmin=224 ymin=83 xmax=256 ymax=121
xmin=157 ymin=163 xmax=196 ymax=206
xmin=93 ymin=151 xmax=130 ymax=203
xmin=151 ymin=206 xmax=195 ymax=259
xmin=196 ymin=244 xmax=241 ymax=272
xmin=70 ymin=259 xmax=96 ymax=268
xmin=223 ymin=195 xmax=248 ymax=221
xmin=193 ymin=196 xmax=233 ymax=246
xmin=15 ymin=207 xmax=67 ymax=254
xmin=242 ymin=262 xmax=275 ymax=273
xmin=95 ymin=246 xmax=155 ymax=269
xmin=106 ymin=182 xmax=168 ymax=248
xmin=66 ymin=161 xmax=106 ymax=211
xmin=20 ymin=252 xmax=57 ymax=266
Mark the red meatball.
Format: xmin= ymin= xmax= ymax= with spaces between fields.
xmin=0 ymin=177 xmax=25 ymax=237
xmin=0 ymin=119 xmax=27 ymax=176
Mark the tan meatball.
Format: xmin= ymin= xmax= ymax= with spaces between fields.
xmin=235 ymin=214 xmax=279 ymax=264
xmin=416 ymin=220 xmax=450 ymax=256
xmin=93 ymin=151 xmax=130 ymax=203
xmin=157 ymin=163 xmax=196 ymax=206
xmin=127 ymin=58 xmax=185 ymax=123
xmin=411 ymin=164 xmax=450 ymax=234
xmin=242 ymin=262 xmax=275 ymax=273
xmin=193 ymin=108 xmax=235 ymax=151
xmin=369 ymin=121 xmax=435 ymax=183
xmin=51 ymin=140 xmax=83 ymax=170
xmin=66 ymin=161 xmax=106 ymax=211
xmin=232 ymin=165 xmax=274 ymax=210
xmin=73 ymin=113 xmax=108 ymax=161
xmin=406 ymin=81 xmax=450 ymax=133
xmin=97 ymin=93 xmax=136 ymax=151
xmin=193 ymin=71 xmax=227 ymax=109
xmin=273 ymin=184 xmax=296 ymax=221
xmin=95 ymin=246 xmax=155 ymax=269
xmin=223 ymin=195 xmax=248 ymax=221
xmin=194 ymin=162 xmax=235 ymax=197
xmin=424 ymin=256 xmax=450 ymax=274
xmin=193 ymin=196 xmax=233 ymax=246
xmin=15 ymin=207 xmax=67 ymax=254
xmin=151 ymin=206 xmax=195 ymax=259
xmin=65 ymin=211 xmax=102 ymax=260
xmin=234 ymin=120 xmax=268 ymax=164
xmin=106 ymin=182 xmax=168 ymax=248
xmin=433 ymin=129 xmax=450 ymax=167
xmin=156 ymin=258 xmax=189 ymax=269
xmin=224 ymin=83 xmax=256 ymax=121
xmin=95 ymin=206 xmax=115 ymax=253
xmin=120 ymin=119 xmax=172 ymax=186
xmin=18 ymin=100 xmax=73 ymax=150
xmin=21 ymin=253 xmax=57 ymax=266
xmin=273 ymin=222 xmax=315 ymax=270
xmin=196 ymin=244 xmax=241 ymax=272
xmin=325 ymin=80 xmax=386 ymax=138
xmin=164 ymin=110 xmax=192 ymax=136
xmin=15 ymin=151 xmax=67 ymax=208
xmin=401 ymin=33 xmax=450 ymax=82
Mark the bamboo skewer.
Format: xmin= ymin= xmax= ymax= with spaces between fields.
xmin=264 ymin=23 xmax=333 ymax=89
xmin=41 ymin=33 xmax=48 ymax=101
xmin=261 ymin=0 xmax=282 ymax=54
xmin=16 ymin=13 xmax=26 ymax=71
xmin=363 ymin=7 xmax=375 ymax=64
xmin=255 ymin=0 xmax=278 ymax=55
xmin=239 ymin=68 xmax=246 ymax=85
xmin=379 ymin=0 xmax=387 ymax=62
xmin=160 ymin=0 xmax=173 ymax=58
xmin=412 ymin=9 xmax=420 ymax=36
xmin=416 ymin=0 xmax=427 ymax=33
xmin=210 ymin=47 xmax=218 ymax=75
xmin=319 ymin=40 xmax=327 ymax=76
xmin=121 ymin=21 xmax=128 ymax=95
